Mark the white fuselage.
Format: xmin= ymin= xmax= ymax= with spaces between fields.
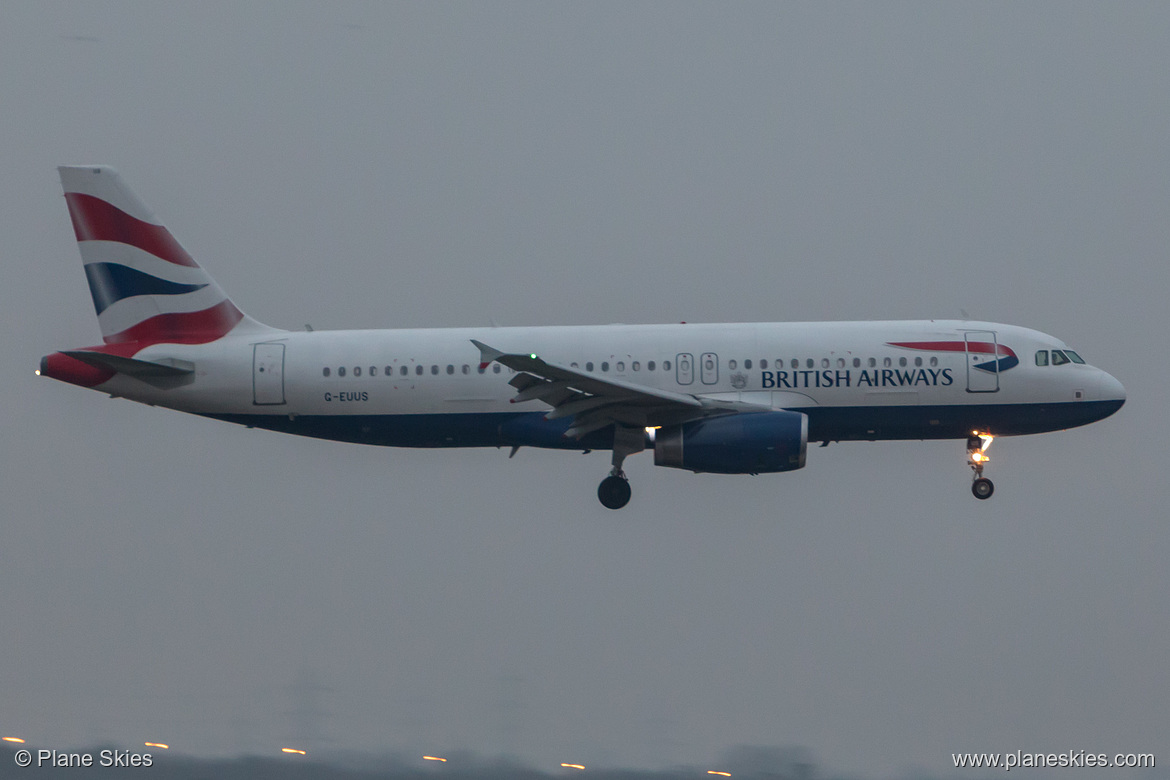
xmin=95 ymin=319 xmax=1123 ymax=449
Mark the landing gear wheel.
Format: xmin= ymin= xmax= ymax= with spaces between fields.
xmin=598 ymin=475 xmax=632 ymax=510
xmin=972 ymin=477 xmax=994 ymax=500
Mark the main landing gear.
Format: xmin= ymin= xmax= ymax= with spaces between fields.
xmin=597 ymin=424 xmax=644 ymax=510
xmin=598 ymin=472 xmax=631 ymax=510
xmin=968 ymin=431 xmax=995 ymax=500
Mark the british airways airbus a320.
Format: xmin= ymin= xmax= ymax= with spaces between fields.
xmin=40 ymin=166 xmax=1125 ymax=508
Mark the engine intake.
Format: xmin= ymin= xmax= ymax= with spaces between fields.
xmin=653 ymin=411 xmax=808 ymax=474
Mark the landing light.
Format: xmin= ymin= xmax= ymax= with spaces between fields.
xmin=562 ymin=764 xmax=585 ymax=770
xmin=708 ymin=772 xmax=732 ymax=777
xmin=281 ymin=748 xmax=306 ymax=755
xmin=424 ymin=756 xmax=447 ymax=762
xmin=144 ymin=743 xmax=168 ymax=749
xmin=2 ymin=737 xmax=25 ymax=744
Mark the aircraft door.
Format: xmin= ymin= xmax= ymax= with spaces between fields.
xmin=700 ymin=352 xmax=719 ymax=385
xmin=965 ymin=331 xmax=999 ymax=393
xmin=676 ymin=353 xmax=694 ymax=385
xmin=253 ymin=343 xmax=286 ymax=405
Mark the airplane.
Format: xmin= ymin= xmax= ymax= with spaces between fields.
xmin=39 ymin=166 xmax=1126 ymax=509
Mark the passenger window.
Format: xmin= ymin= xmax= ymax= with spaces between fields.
xmin=446 ymin=365 xmax=454 ymax=375
xmin=1065 ymin=350 xmax=1085 ymax=364
xmin=601 ymin=362 xmax=610 ymax=372
xmin=586 ymin=362 xmax=594 ymax=372
xmin=868 ymin=357 xmax=876 ymax=367
xmin=760 ymin=359 xmax=768 ymax=369
xmin=1035 ymin=350 xmax=1049 ymax=366
xmin=791 ymin=359 xmax=799 ymax=369
xmin=354 ymin=366 xmax=362 ymax=377
xmin=431 ymin=365 xmax=439 ymax=375
xmin=663 ymin=360 xmax=671 ymax=371
xmin=616 ymin=361 xmax=625 ymax=371
xmin=852 ymin=358 xmax=860 ymax=368
xmin=806 ymin=358 xmax=814 ymax=369
xmin=632 ymin=361 xmax=640 ymax=371
xmin=648 ymin=361 xmax=656 ymax=371
xmin=462 ymin=365 xmax=470 ymax=374
xmin=370 ymin=366 xmax=376 ymax=377
xmin=914 ymin=357 xmax=922 ymax=367
xmin=745 ymin=359 xmax=752 ymax=369
xmin=837 ymin=358 xmax=845 ymax=368
xmin=323 ymin=367 xmax=331 ymax=377
xmin=898 ymin=357 xmax=907 ymax=367
xmin=401 ymin=366 xmax=409 ymax=376
xmin=929 ymin=356 xmax=938 ymax=367
xmin=728 ymin=359 xmax=737 ymax=370
xmin=493 ymin=364 xmax=501 ymax=373
xmin=339 ymin=366 xmax=346 ymax=377
xmin=883 ymin=357 xmax=891 ymax=368
xmin=1051 ymin=350 xmax=1070 ymax=366
xmin=384 ymin=366 xmax=392 ymax=376
xmin=415 ymin=365 xmax=423 ymax=375
xmin=821 ymin=358 xmax=829 ymax=368
xmin=477 ymin=366 xmax=486 ymax=374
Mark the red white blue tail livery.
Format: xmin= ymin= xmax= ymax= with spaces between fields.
xmin=41 ymin=166 xmax=1126 ymax=508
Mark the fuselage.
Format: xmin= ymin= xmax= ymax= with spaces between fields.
xmin=63 ymin=319 xmax=1124 ymax=451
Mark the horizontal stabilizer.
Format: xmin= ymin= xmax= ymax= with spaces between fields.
xmin=61 ymin=350 xmax=195 ymax=378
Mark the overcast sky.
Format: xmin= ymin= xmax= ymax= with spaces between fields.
xmin=1 ymin=2 xmax=1167 ymax=777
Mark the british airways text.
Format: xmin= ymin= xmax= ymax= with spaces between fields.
xmin=760 ymin=368 xmax=954 ymax=389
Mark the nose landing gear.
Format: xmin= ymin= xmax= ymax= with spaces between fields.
xmin=968 ymin=431 xmax=995 ymax=499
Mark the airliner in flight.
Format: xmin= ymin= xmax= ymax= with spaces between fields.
xmin=40 ymin=166 xmax=1125 ymax=508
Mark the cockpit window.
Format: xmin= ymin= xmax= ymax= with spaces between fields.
xmin=1035 ymin=350 xmax=1049 ymax=366
xmin=1051 ymin=349 xmax=1070 ymax=366
xmin=1065 ymin=350 xmax=1085 ymax=364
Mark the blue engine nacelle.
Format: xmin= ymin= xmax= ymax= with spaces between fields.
xmin=652 ymin=411 xmax=808 ymax=474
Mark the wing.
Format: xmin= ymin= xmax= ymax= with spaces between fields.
xmin=471 ymin=339 xmax=768 ymax=439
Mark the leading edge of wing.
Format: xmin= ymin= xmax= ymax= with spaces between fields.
xmin=471 ymin=339 xmax=702 ymax=408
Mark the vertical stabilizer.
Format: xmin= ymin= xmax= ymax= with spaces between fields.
xmin=58 ymin=165 xmax=274 ymax=346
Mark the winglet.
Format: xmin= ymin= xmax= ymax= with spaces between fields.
xmin=470 ymin=339 xmax=504 ymax=370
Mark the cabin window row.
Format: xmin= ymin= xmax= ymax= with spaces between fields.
xmin=321 ymin=353 xmax=941 ymax=378
xmin=737 ymin=356 xmax=939 ymax=370
xmin=323 ymin=364 xmax=504 ymax=378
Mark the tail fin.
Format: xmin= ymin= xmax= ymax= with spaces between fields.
xmin=58 ymin=165 xmax=272 ymax=346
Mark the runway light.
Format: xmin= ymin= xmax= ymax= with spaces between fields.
xmin=281 ymin=748 xmax=306 ymax=755
xmin=562 ymin=763 xmax=585 ymax=770
xmin=144 ymin=742 xmax=168 ymax=749
xmin=2 ymin=738 xmax=25 ymax=744
xmin=423 ymin=755 xmax=447 ymax=762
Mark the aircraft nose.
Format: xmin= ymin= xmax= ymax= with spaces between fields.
xmin=1100 ymin=371 xmax=1126 ymax=405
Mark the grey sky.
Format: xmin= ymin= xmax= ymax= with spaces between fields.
xmin=1 ymin=2 xmax=1167 ymax=776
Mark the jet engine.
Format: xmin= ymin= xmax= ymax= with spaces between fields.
xmin=653 ymin=410 xmax=808 ymax=474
